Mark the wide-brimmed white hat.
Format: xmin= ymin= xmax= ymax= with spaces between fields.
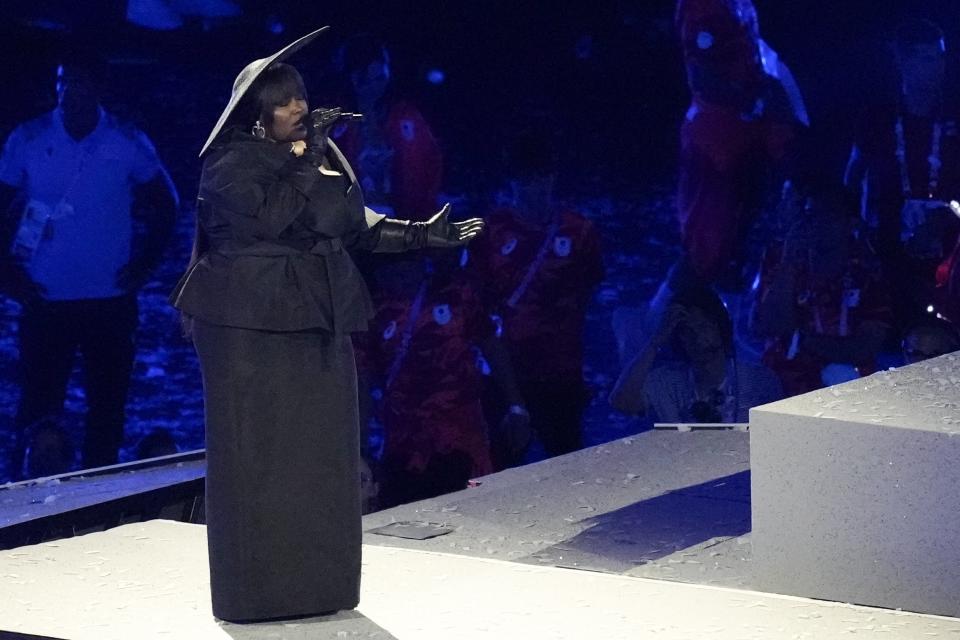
xmin=199 ymin=26 xmax=330 ymax=157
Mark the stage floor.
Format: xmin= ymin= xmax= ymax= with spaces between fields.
xmin=364 ymin=429 xmax=757 ymax=589
xmin=2 ymin=430 xmax=959 ymax=639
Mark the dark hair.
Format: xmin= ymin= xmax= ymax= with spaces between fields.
xmin=670 ymin=285 xmax=735 ymax=357
xmin=231 ymin=62 xmax=307 ymax=129
xmin=904 ymin=315 xmax=960 ymax=346
xmin=894 ymin=18 xmax=946 ymax=55
xmin=134 ymin=428 xmax=179 ymax=460
xmin=56 ymin=45 xmax=109 ymax=90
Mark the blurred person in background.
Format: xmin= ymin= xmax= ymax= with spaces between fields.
xmin=845 ymin=18 xmax=960 ymax=328
xmin=357 ymin=249 xmax=524 ymax=507
xmin=471 ymin=125 xmax=603 ymax=466
xmin=671 ymin=0 xmax=807 ymax=286
xmin=329 ymin=33 xmax=443 ymax=220
xmin=610 ymin=284 xmax=782 ymax=422
xmin=936 ymin=229 xmax=960 ymax=322
xmin=900 ymin=316 xmax=960 ymax=365
xmin=633 ymin=0 xmax=808 ymax=379
xmin=0 ymin=51 xmax=178 ymax=480
xmin=751 ymin=181 xmax=893 ymax=395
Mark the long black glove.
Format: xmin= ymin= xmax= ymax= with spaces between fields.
xmin=373 ymin=203 xmax=485 ymax=253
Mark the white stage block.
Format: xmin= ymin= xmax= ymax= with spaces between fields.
xmin=751 ymin=353 xmax=960 ymax=617
xmin=3 ymin=520 xmax=960 ymax=639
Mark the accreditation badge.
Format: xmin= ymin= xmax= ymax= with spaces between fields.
xmin=383 ymin=320 xmax=397 ymax=341
xmin=432 ymin=304 xmax=452 ymax=326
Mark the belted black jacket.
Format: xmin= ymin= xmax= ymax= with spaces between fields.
xmin=170 ymin=129 xmax=385 ymax=333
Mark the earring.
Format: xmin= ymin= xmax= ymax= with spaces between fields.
xmin=252 ymin=120 xmax=266 ymax=138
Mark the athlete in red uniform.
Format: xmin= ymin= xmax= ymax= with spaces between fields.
xmin=471 ymin=128 xmax=603 ymax=465
xmin=329 ymin=34 xmax=443 ymax=221
xmin=675 ymin=0 xmax=806 ymax=281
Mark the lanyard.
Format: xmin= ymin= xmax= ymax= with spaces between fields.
xmin=506 ymin=219 xmax=560 ymax=309
xmin=895 ymin=116 xmax=942 ymax=199
xmin=807 ymin=285 xmax=853 ymax=338
xmin=812 ymin=302 xmax=848 ymax=337
xmin=55 ymin=107 xmax=105 ymax=213
xmin=787 ymin=281 xmax=856 ymax=360
xmin=384 ymin=278 xmax=430 ymax=390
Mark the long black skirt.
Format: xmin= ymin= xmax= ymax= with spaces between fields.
xmin=192 ymin=320 xmax=362 ymax=622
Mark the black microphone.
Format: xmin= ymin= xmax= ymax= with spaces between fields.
xmin=309 ymin=107 xmax=363 ymax=134
xmin=301 ymin=107 xmax=364 ymax=160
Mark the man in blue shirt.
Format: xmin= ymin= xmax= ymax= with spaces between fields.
xmin=0 ymin=54 xmax=178 ymax=479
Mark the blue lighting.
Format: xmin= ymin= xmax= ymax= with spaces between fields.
xmin=426 ymin=69 xmax=445 ymax=85
xmin=26 ymin=18 xmax=69 ymax=31
xmin=267 ymin=18 xmax=285 ymax=35
xmin=576 ymin=34 xmax=594 ymax=60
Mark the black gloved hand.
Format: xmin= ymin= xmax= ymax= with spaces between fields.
xmin=310 ymin=106 xmax=349 ymax=135
xmin=304 ymin=107 xmax=362 ymax=162
xmin=372 ymin=204 xmax=485 ymax=253
xmin=304 ymin=107 xmax=339 ymax=159
xmin=421 ymin=203 xmax=485 ymax=248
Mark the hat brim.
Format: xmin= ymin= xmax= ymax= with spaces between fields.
xmin=199 ymin=26 xmax=330 ymax=157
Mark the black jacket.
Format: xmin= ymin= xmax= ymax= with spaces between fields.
xmin=170 ymin=130 xmax=384 ymax=333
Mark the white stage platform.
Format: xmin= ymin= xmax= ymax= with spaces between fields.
xmin=3 ymin=519 xmax=960 ymax=640
xmin=2 ymin=429 xmax=959 ymax=639
xmin=752 ymin=352 xmax=960 ymax=617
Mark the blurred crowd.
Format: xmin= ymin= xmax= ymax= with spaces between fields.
xmin=610 ymin=9 xmax=960 ymax=425
xmin=0 ymin=3 xmax=958 ymax=513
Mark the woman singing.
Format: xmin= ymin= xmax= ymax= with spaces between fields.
xmin=170 ymin=27 xmax=483 ymax=623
